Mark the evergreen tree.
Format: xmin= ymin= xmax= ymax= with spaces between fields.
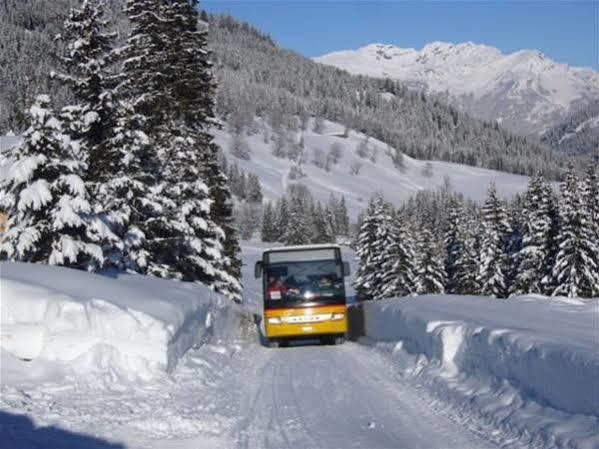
xmin=551 ymin=164 xmax=599 ymax=298
xmin=199 ymin=139 xmax=243 ymax=302
xmin=311 ymin=202 xmax=334 ymax=244
xmin=443 ymin=197 xmax=464 ymax=293
xmin=0 ymin=95 xmax=102 ymax=268
xmin=477 ymin=183 xmax=511 ymax=298
xmin=261 ymin=201 xmax=278 ymax=242
xmin=454 ymin=216 xmax=480 ymax=294
xmin=97 ymin=101 xmax=160 ymax=272
xmin=52 ymin=0 xmax=117 ymax=182
xmin=381 ymin=212 xmax=417 ymax=297
xmin=354 ymin=196 xmax=387 ymax=300
xmin=275 ymin=197 xmax=289 ymax=241
xmin=415 ymin=223 xmax=446 ymax=295
xmin=512 ymin=174 xmax=552 ymax=295
xmin=246 ymin=173 xmax=263 ymax=203
xmin=282 ymin=196 xmax=310 ymax=245
xmin=337 ymin=195 xmax=350 ymax=236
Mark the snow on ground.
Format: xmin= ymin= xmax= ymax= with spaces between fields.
xmin=1 ymin=244 xmax=598 ymax=449
xmin=1 ymin=262 xmax=237 ymax=381
xmin=214 ymin=119 xmax=533 ymax=218
xmin=358 ymin=294 xmax=599 ymax=449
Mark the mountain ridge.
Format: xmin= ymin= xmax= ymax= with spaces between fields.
xmin=314 ymin=41 xmax=599 ymax=136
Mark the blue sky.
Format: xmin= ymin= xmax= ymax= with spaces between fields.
xmin=202 ymin=1 xmax=598 ymax=69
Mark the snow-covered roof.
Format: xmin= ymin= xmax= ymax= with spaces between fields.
xmin=264 ymin=243 xmax=341 ymax=253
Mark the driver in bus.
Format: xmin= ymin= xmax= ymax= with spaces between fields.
xmin=283 ymin=276 xmax=301 ymax=297
xmin=267 ymin=275 xmax=286 ymax=300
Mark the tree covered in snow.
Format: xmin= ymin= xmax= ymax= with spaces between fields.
xmin=443 ymin=197 xmax=464 ymax=294
xmin=415 ymin=219 xmax=446 ymax=295
xmin=354 ymin=196 xmax=388 ymax=300
xmin=52 ymin=0 xmax=117 ymax=182
xmin=512 ymin=174 xmax=553 ymax=295
xmin=476 ymin=183 xmax=511 ymax=298
xmin=0 ymin=95 xmax=102 ymax=268
xmin=380 ymin=211 xmax=417 ymax=298
xmin=261 ymin=201 xmax=278 ymax=242
xmin=551 ymin=164 xmax=599 ymax=298
xmin=282 ymin=196 xmax=311 ymax=245
xmin=453 ymin=215 xmax=480 ymax=295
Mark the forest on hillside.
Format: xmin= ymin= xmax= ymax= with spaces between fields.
xmin=1 ymin=1 xmax=589 ymax=180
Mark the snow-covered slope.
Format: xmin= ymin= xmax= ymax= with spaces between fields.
xmin=3 ymin=121 xmax=534 ymax=223
xmin=215 ymin=118 xmax=533 ymax=219
xmin=314 ymin=42 xmax=599 ymax=136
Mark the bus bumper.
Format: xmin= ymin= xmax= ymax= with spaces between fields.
xmin=264 ymin=305 xmax=347 ymax=338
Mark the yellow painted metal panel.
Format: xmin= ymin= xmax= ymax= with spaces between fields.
xmin=264 ymin=305 xmax=347 ymax=338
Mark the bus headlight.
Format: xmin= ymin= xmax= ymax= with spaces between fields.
xmin=267 ymin=317 xmax=282 ymax=324
xmin=331 ymin=313 xmax=345 ymax=321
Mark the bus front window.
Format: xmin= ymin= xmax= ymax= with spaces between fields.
xmin=264 ymin=260 xmax=344 ymax=306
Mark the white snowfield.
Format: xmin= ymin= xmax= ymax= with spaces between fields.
xmin=1 ymin=246 xmax=598 ymax=449
xmin=214 ymin=119 xmax=533 ymax=219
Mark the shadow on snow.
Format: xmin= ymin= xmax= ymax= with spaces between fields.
xmin=0 ymin=411 xmax=125 ymax=449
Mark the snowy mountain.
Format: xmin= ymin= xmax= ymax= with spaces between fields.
xmin=314 ymin=42 xmax=599 ymax=136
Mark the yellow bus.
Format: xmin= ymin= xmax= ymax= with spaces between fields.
xmin=255 ymin=244 xmax=350 ymax=348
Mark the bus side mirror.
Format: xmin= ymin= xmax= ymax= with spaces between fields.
xmin=342 ymin=261 xmax=350 ymax=277
xmin=255 ymin=261 xmax=263 ymax=279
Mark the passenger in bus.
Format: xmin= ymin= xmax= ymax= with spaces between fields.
xmin=267 ymin=276 xmax=286 ymax=300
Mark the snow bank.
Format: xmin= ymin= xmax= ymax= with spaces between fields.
xmin=0 ymin=262 xmax=243 ymax=381
xmin=357 ymin=295 xmax=599 ymax=449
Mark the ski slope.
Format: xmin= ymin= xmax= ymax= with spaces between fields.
xmin=1 ymin=243 xmax=598 ymax=449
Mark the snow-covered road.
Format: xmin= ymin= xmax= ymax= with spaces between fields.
xmin=219 ymin=342 xmax=502 ymax=449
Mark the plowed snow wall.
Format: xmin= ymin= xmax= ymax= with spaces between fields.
xmin=356 ymin=295 xmax=599 ymax=418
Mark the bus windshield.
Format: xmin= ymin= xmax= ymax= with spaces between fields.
xmin=264 ymin=259 xmax=345 ymax=306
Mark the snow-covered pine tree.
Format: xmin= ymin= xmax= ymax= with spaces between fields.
xmin=540 ymin=182 xmax=560 ymax=295
xmin=261 ymin=201 xmax=278 ymax=242
xmin=246 ymin=173 xmax=263 ymax=203
xmin=476 ymin=182 xmax=511 ymax=298
xmin=337 ymin=195 xmax=350 ymax=236
xmin=0 ymin=95 xmax=102 ymax=269
xmin=454 ymin=215 xmax=480 ymax=294
xmin=97 ymin=101 xmax=160 ymax=272
xmin=150 ymin=122 xmax=236 ymax=295
xmin=414 ymin=218 xmax=446 ymax=295
xmin=443 ymin=197 xmax=464 ymax=293
xmin=370 ymin=201 xmax=394 ymax=299
xmin=512 ymin=174 xmax=552 ymax=295
xmin=117 ymin=0 xmax=242 ymax=300
xmin=381 ymin=211 xmax=417 ymax=298
xmin=282 ymin=196 xmax=311 ymax=245
xmin=551 ymin=164 xmax=599 ymax=298
xmin=311 ymin=201 xmax=335 ymax=244
xmin=199 ymin=141 xmax=243 ymax=301
xmin=52 ymin=0 xmax=116 ymax=179
xmin=52 ymin=0 xmax=124 ymax=267
xmin=275 ymin=197 xmax=289 ymax=241
xmin=354 ymin=195 xmax=387 ymax=300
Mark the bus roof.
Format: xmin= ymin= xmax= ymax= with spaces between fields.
xmin=264 ymin=243 xmax=341 ymax=253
